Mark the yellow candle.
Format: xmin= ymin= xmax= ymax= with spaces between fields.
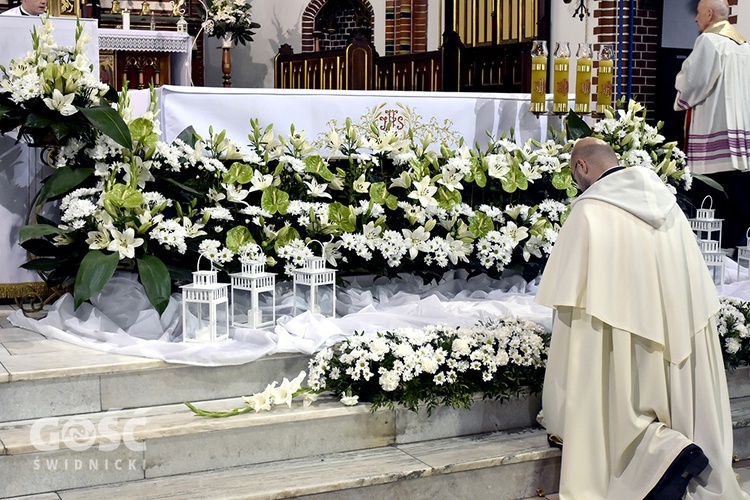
xmin=575 ymin=57 xmax=591 ymax=114
xmin=531 ymin=56 xmax=547 ymax=114
xmin=597 ymin=59 xmax=614 ymax=113
xmin=553 ymin=57 xmax=569 ymax=114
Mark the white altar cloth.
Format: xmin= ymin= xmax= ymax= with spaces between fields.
xmin=133 ymin=86 xmax=570 ymax=151
xmin=0 ymin=16 xmax=98 ymax=71
xmin=98 ymin=29 xmax=192 ymax=87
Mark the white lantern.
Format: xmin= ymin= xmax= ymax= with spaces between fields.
xmin=698 ymin=238 xmax=725 ymax=286
xmin=230 ymin=259 xmax=276 ymax=328
xmin=689 ymin=196 xmax=723 ymax=243
xmin=737 ymin=228 xmax=750 ymax=281
xmin=293 ymin=243 xmax=337 ymax=318
xmin=176 ymin=14 xmax=188 ymax=34
xmin=181 ymin=264 xmax=229 ymax=343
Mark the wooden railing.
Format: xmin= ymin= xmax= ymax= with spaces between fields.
xmin=275 ymin=31 xmax=533 ymax=94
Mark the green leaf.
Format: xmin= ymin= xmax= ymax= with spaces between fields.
xmin=692 ymin=173 xmax=727 ymax=196
xmin=176 ymin=126 xmax=201 ymax=148
xmin=369 ymin=182 xmax=388 ymax=204
xmin=73 ymin=250 xmax=119 ymax=309
xmin=137 ymin=254 xmax=171 ymax=315
xmin=79 ymin=105 xmax=132 ymax=150
xmin=304 ymin=155 xmax=334 ymax=181
xmin=468 ymin=212 xmax=494 ymax=239
xmin=225 ymin=225 xmax=255 ymax=253
xmin=261 ymin=186 xmax=290 ymax=215
xmin=104 ymin=183 xmax=144 ymax=210
xmin=38 ymin=167 xmax=94 ymax=205
xmin=274 ymin=226 xmax=300 ymax=252
xmin=19 ymin=224 xmax=64 ymax=243
xmin=566 ymin=110 xmax=593 ymax=140
xmin=329 ymin=202 xmax=357 ymax=233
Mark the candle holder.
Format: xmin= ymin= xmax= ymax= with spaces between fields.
xmin=111 ymin=0 xmax=122 ymax=14
xmin=181 ymin=256 xmax=230 ymax=343
xmin=230 ymin=253 xmax=276 ymax=329
xmin=292 ymin=241 xmax=337 ymax=318
xmin=575 ymin=43 xmax=592 ymax=114
xmin=553 ymin=42 xmax=571 ymax=115
xmin=530 ymin=40 xmax=548 ymax=115
xmin=176 ymin=9 xmax=188 ymax=34
xmin=596 ymin=43 xmax=615 ymax=114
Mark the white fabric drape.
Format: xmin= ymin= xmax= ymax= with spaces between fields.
xmin=8 ymin=270 xmax=552 ymax=367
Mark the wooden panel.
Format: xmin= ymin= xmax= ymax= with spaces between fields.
xmin=116 ymin=51 xmax=171 ymax=90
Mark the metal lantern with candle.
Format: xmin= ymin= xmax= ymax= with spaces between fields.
xmin=230 ymin=249 xmax=276 ymax=329
xmin=553 ymin=42 xmax=571 ymax=115
xmin=181 ymin=256 xmax=229 ymax=343
xmin=575 ymin=43 xmax=593 ymax=114
xmin=292 ymin=241 xmax=337 ymax=318
xmin=530 ymin=40 xmax=548 ymax=115
xmin=596 ymin=44 xmax=615 ymax=114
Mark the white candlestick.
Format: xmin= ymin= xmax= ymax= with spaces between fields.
xmin=122 ymin=10 xmax=131 ymax=30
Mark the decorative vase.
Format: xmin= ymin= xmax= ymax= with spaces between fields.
xmin=221 ymin=34 xmax=234 ymax=48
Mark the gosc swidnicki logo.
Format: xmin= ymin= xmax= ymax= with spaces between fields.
xmin=30 ymin=409 xmax=148 ymax=452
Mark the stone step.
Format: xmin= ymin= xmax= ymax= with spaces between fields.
xmin=0 ymin=325 xmax=311 ymax=423
xmin=10 ymin=426 xmax=563 ymax=500
xmin=0 ymin=392 xmax=542 ymax=497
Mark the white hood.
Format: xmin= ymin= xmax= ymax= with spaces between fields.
xmin=572 ymin=166 xmax=676 ymax=229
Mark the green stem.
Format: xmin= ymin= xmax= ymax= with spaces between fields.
xmin=184 ymin=401 xmax=254 ymax=418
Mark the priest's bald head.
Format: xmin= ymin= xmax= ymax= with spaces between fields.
xmin=696 ymin=0 xmax=730 ymax=32
xmin=569 ymin=137 xmax=620 ymax=192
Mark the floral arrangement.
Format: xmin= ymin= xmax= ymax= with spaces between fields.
xmin=717 ymin=297 xmax=750 ymax=370
xmin=17 ymin=93 xmax=694 ymax=313
xmin=306 ymin=317 xmax=549 ymax=414
xmin=200 ymin=0 xmax=261 ymax=46
xmin=0 ymin=16 xmax=126 ymax=147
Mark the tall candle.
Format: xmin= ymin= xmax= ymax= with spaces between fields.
xmin=575 ymin=57 xmax=592 ymax=114
xmin=122 ymin=10 xmax=131 ymax=30
xmin=553 ymin=57 xmax=570 ymax=114
xmin=597 ymin=59 xmax=614 ymax=113
xmin=531 ymin=55 xmax=547 ymax=114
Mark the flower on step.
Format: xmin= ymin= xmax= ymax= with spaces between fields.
xmin=717 ymin=297 xmax=750 ymax=370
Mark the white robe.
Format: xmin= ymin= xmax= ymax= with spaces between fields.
xmin=674 ymin=21 xmax=750 ymax=174
xmin=535 ymin=166 xmax=747 ymax=499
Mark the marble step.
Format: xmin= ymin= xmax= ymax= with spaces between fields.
xmin=0 ymin=392 xmax=543 ymax=498
xmin=12 ymin=426 xmax=563 ymax=500
xmin=0 ymin=325 xmax=311 ymax=423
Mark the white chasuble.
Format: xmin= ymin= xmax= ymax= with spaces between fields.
xmin=536 ymin=167 xmax=747 ymax=499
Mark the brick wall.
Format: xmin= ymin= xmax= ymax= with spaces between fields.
xmin=594 ymin=0 xmax=659 ymax=111
xmin=301 ymin=0 xmax=375 ymax=53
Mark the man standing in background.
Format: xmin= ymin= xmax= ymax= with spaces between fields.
xmin=0 ymin=0 xmax=46 ymax=15
xmin=675 ymin=0 xmax=750 ymax=252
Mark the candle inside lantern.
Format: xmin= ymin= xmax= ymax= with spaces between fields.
xmin=553 ymin=42 xmax=571 ymax=114
xmin=575 ymin=43 xmax=592 ymax=114
xmin=530 ymin=40 xmax=548 ymax=114
xmin=597 ymin=44 xmax=615 ymax=113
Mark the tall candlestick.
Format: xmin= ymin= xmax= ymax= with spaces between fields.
xmin=122 ymin=10 xmax=130 ymax=30
xmin=575 ymin=43 xmax=592 ymax=114
xmin=530 ymin=40 xmax=548 ymax=114
xmin=597 ymin=44 xmax=615 ymax=113
xmin=553 ymin=42 xmax=570 ymax=114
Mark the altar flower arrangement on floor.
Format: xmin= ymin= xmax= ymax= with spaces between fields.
xmin=306 ymin=317 xmax=549 ymax=413
xmin=200 ymin=0 xmax=261 ymax=46
xmin=0 ymin=16 xmax=125 ymax=147
xmin=717 ymin=297 xmax=750 ymax=370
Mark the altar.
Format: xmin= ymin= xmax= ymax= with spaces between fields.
xmin=98 ymin=29 xmax=193 ymax=90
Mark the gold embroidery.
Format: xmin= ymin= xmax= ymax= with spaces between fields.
xmin=704 ymin=20 xmax=746 ymax=45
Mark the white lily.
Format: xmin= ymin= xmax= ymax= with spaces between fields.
xmin=107 ymin=227 xmax=144 ymax=259
xmin=43 ymin=88 xmax=77 ymax=116
xmin=303 ymin=179 xmax=332 ymax=199
xmin=408 ymin=176 xmax=438 ymax=207
xmin=248 ymin=170 xmax=273 ymax=192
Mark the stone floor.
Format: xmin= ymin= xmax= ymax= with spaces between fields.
xmin=3 ymin=302 xmax=750 ymax=498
